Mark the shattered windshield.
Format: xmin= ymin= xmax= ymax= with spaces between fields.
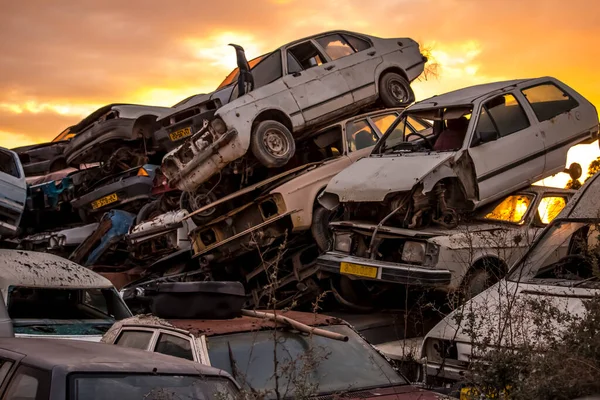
xmin=207 ymin=324 xmax=406 ymax=399
xmin=8 ymin=287 xmax=130 ymax=336
xmin=508 ymin=220 xmax=600 ymax=286
xmin=216 ymin=53 xmax=269 ymax=90
xmin=375 ymin=107 xmax=471 ymax=155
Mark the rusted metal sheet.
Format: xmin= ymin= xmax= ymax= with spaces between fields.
xmin=166 ymin=310 xmax=343 ymax=337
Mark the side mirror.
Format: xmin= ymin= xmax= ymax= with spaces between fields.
xmin=564 ymin=162 xmax=583 ymax=180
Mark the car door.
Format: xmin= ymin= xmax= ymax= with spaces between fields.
xmin=314 ymin=33 xmax=382 ymax=103
xmin=282 ymin=40 xmax=353 ymax=127
xmin=467 ymin=92 xmax=545 ymax=203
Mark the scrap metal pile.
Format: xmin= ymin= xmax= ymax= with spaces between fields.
xmin=1 ymin=30 xmax=598 ymax=312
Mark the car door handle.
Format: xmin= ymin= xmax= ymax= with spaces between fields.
xmin=367 ymin=51 xmax=376 ymax=56
xmin=324 ymin=65 xmax=335 ymax=71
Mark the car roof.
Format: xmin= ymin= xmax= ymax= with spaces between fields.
xmin=408 ymin=78 xmax=537 ymax=110
xmin=0 ymin=250 xmax=113 ymax=289
xmin=554 ymin=172 xmax=600 ymax=220
xmin=0 ymin=338 xmax=231 ymax=377
xmin=109 ymin=310 xmax=344 ymax=338
xmin=312 ymin=107 xmax=406 ymax=135
xmin=280 ymin=30 xmax=379 ymax=49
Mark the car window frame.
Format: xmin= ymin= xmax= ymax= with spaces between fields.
xmin=2 ymin=364 xmax=51 ymax=400
xmin=341 ymin=33 xmax=373 ymax=53
xmin=473 ymin=92 xmax=531 ymax=144
xmin=284 ymin=39 xmax=331 ymax=75
xmin=114 ymin=327 xmax=157 ymax=351
xmin=153 ymin=331 xmax=197 ymax=362
xmin=519 ymin=81 xmax=580 ymax=123
xmin=314 ymin=33 xmax=357 ymax=61
xmin=532 ymin=193 xmax=571 ymax=228
xmin=366 ymin=112 xmax=400 ymax=137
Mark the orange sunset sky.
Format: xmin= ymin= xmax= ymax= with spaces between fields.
xmin=1 ymin=0 xmax=598 ymax=187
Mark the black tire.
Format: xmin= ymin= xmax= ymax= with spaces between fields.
xmin=180 ymin=188 xmax=220 ymax=225
xmin=136 ymin=199 xmax=161 ymax=225
xmin=250 ymin=120 xmax=295 ymax=168
xmin=379 ymin=72 xmax=415 ymax=107
xmin=461 ymin=260 xmax=505 ymax=301
xmin=311 ymin=206 xmax=334 ymax=252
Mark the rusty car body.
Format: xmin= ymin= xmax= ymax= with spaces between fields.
xmin=64 ymin=103 xmax=171 ymax=167
xmin=317 ymin=186 xmax=575 ymax=306
xmin=0 ymin=249 xmax=132 ymax=341
xmin=12 ymin=126 xmax=76 ymax=176
xmin=320 ymin=77 xmax=599 ymax=231
xmin=161 ymin=31 xmax=427 ymax=193
xmin=102 ymin=310 xmax=442 ymax=399
xmin=0 ymin=147 xmax=26 ymax=238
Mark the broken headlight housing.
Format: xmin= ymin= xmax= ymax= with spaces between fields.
xmin=424 ymin=338 xmax=458 ymax=364
xmin=210 ymin=117 xmax=227 ymax=135
xmin=401 ymin=241 xmax=439 ymax=266
xmin=334 ymin=232 xmax=353 ymax=253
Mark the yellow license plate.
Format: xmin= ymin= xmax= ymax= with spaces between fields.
xmin=169 ymin=127 xmax=192 ymax=141
xmin=91 ymin=193 xmax=118 ymax=210
xmin=340 ymin=262 xmax=378 ymax=278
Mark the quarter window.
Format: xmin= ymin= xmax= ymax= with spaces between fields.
xmin=316 ymin=34 xmax=355 ymax=61
xmin=3 ymin=366 xmax=50 ymax=400
xmin=521 ymin=83 xmax=579 ymax=122
xmin=346 ymin=120 xmax=378 ymax=151
xmin=287 ymin=42 xmax=326 ymax=71
xmin=251 ymin=50 xmax=282 ymax=89
xmin=342 ymin=34 xmax=371 ymax=52
xmin=154 ymin=333 xmax=194 ymax=361
xmin=537 ymin=196 xmax=567 ymax=225
xmin=115 ymin=330 xmax=153 ymax=350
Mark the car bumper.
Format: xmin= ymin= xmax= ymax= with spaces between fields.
xmin=71 ymin=175 xmax=154 ymax=213
xmin=153 ymin=110 xmax=218 ymax=154
xmin=317 ymin=251 xmax=452 ymax=286
xmin=65 ymin=119 xmax=136 ymax=166
xmin=423 ymin=361 xmax=466 ymax=382
xmin=162 ymin=128 xmax=240 ymax=192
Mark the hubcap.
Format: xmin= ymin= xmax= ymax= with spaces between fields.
xmin=190 ymin=190 xmax=216 ymax=217
xmin=389 ymin=80 xmax=408 ymax=102
xmin=263 ymin=129 xmax=290 ymax=158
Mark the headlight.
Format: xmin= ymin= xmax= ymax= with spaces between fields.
xmin=210 ymin=117 xmax=227 ymax=135
xmin=424 ymin=338 xmax=457 ymax=363
xmin=401 ymin=241 xmax=426 ymax=263
xmin=334 ymin=232 xmax=352 ymax=253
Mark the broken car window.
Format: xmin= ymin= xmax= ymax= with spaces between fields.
xmin=521 ymin=83 xmax=579 ymax=122
xmin=154 ymin=333 xmax=195 ymax=361
xmin=480 ymin=193 xmax=534 ymax=224
xmin=347 ymin=120 xmax=378 ymax=151
xmin=342 ymin=34 xmax=371 ymax=52
xmin=537 ymin=196 xmax=567 ymax=225
xmin=371 ymin=113 xmax=399 ymax=135
xmin=316 ymin=34 xmax=355 ymax=61
xmin=0 ymin=150 xmax=20 ymax=178
xmin=287 ymin=41 xmax=326 ymax=71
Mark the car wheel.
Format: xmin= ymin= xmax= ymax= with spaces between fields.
xmin=379 ymin=72 xmax=415 ymax=107
xmin=250 ymin=121 xmax=295 ymax=168
xmin=180 ymin=187 xmax=220 ymax=225
xmin=311 ymin=206 xmax=341 ymax=252
xmin=135 ymin=199 xmax=161 ymax=225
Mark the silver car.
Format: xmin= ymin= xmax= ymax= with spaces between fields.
xmin=0 ymin=147 xmax=26 ymax=237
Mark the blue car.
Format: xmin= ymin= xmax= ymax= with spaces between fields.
xmin=0 ymin=147 xmax=26 ymax=238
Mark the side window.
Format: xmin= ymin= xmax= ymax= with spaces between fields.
xmin=287 ymin=41 xmax=326 ymax=71
xmin=342 ymin=34 xmax=371 ymax=52
xmin=0 ymin=151 xmax=19 ymax=178
xmin=287 ymin=53 xmax=303 ymax=74
xmin=0 ymin=360 xmax=13 ymax=387
xmin=537 ymin=196 xmax=567 ymax=225
xmin=3 ymin=366 xmax=50 ymax=400
xmin=474 ymin=94 xmax=530 ymax=144
xmin=154 ymin=333 xmax=194 ymax=361
xmin=115 ymin=330 xmax=153 ymax=350
xmin=521 ymin=83 xmax=579 ymax=122
xmin=315 ymin=34 xmax=355 ymax=61
xmin=251 ymin=50 xmax=282 ymax=89
xmin=346 ymin=120 xmax=378 ymax=151
xmin=371 ymin=113 xmax=399 ymax=135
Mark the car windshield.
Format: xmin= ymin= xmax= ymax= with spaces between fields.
xmin=207 ymin=324 xmax=406 ymax=399
xmin=70 ymin=374 xmax=238 ymax=400
xmin=475 ymin=193 xmax=535 ymax=225
xmin=375 ymin=107 xmax=470 ymax=155
xmin=8 ymin=287 xmax=131 ymax=336
xmin=52 ymin=127 xmax=76 ymax=142
xmin=216 ymin=53 xmax=269 ymax=90
xmin=508 ymin=220 xmax=600 ymax=287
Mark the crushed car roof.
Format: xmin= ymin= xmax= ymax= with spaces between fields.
xmin=0 ymin=250 xmax=113 ymax=289
xmin=408 ymin=78 xmax=534 ymax=110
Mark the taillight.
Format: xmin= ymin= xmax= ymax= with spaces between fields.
xmin=137 ymin=167 xmax=149 ymax=177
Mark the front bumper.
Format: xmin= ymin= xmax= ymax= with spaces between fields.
xmin=65 ymin=119 xmax=135 ymax=166
xmin=71 ymin=175 xmax=154 ymax=213
xmin=317 ymin=251 xmax=451 ymax=286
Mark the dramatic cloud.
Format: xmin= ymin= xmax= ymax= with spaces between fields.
xmin=1 ymin=0 xmax=599 ymax=185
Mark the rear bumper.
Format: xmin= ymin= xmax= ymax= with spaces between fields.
xmin=65 ymin=119 xmax=136 ymax=165
xmin=153 ymin=111 xmax=217 ymax=154
xmin=317 ymin=251 xmax=451 ymax=286
xmin=71 ymin=175 xmax=154 ymax=213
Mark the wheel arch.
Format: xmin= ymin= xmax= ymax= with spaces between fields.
xmin=251 ymin=109 xmax=294 ymax=134
xmin=375 ymin=66 xmax=409 ymax=93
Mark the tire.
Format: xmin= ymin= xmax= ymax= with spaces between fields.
xmin=250 ymin=120 xmax=295 ymax=168
xmin=136 ymin=199 xmax=161 ymax=225
xmin=379 ymin=72 xmax=415 ymax=107
xmin=180 ymin=188 xmax=220 ymax=225
xmin=311 ymin=206 xmax=334 ymax=252
xmin=461 ymin=260 xmax=504 ymax=301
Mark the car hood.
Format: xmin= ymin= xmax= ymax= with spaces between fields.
xmin=317 ymin=385 xmax=444 ymax=400
xmin=159 ymin=86 xmax=234 ymax=122
xmin=73 ymin=103 xmax=171 ymax=133
xmin=325 ymin=152 xmax=457 ymax=203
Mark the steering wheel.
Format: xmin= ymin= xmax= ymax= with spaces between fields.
xmin=405 ymin=132 xmax=433 ymax=150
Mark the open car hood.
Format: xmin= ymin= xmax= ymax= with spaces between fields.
xmin=325 ymin=152 xmax=457 ymax=203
